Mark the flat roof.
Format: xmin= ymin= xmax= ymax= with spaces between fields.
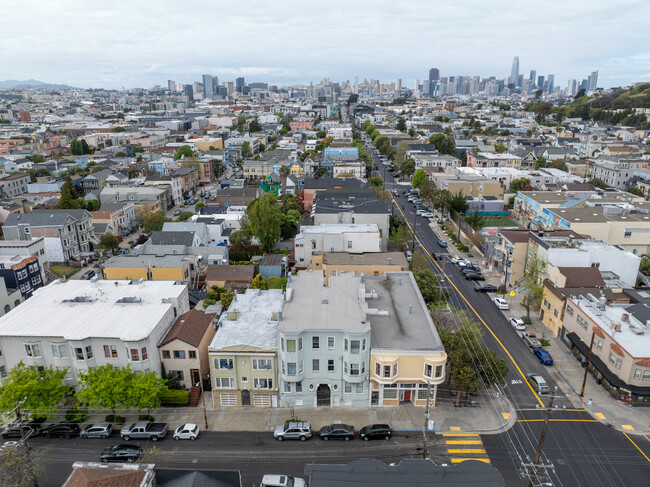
xmin=366 ymin=273 xmax=444 ymax=351
xmin=0 ymin=279 xmax=186 ymax=341
xmin=104 ymin=255 xmax=190 ymax=268
xmin=298 ymin=223 xmax=379 ymax=235
xmin=320 ymin=252 xmax=408 ymax=266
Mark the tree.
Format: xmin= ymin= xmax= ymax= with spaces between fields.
xmin=268 ymin=276 xmax=288 ymax=291
xmin=248 ymin=118 xmax=262 ymax=133
xmin=26 ymin=154 xmax=45 ymax=163
xmin=535 ymin=155 xmax=547 ymax=169
xmin=400 ymin=158 xmax=415 ymax=176
xmin=396 ymin=118 xmax=407 ymax=132
xmin=316 ymin=130 xmax=327 ymax=138
xmin=251 ymin=274 xmax=269 ymax=290
xmin=431 ymin=189 xmax=451 ymax=217
xmin=229 ymin=226 xmax=252 ymax=251
xmin=447 ymin=191 xmax=469 ymax=217
xmin=0 ymin=442 xmax=45 ymax=487
xmin=220 ymin=290 xmax=235 ymax=310
xmin=368 ymin=176 xmax=383 ymax=187
xmin=177 ymin=211 xmax=193 ymax=222
xmin=241 ymin=141 xmax=252 ymax=158
xmin=494 ymin=142 xmax=507 ymax=153
xmin=247 ymin=194 xmax=281 ymax=253
xmin=130 ymin=369 xmax=167 ymax=415
xmin=112 ymin=126 xmax=126 ymax=132
xmin=535 ymin=89 xmax=543 ymax=99
xmin=143 ymin=210 xmax=166 ymax=233
xmin=58 ymin=175 xmax=79 ymax=209
xmin=279 ymin=165 xmax=290 ymax=213
xmin=510 ymin=178 xmax=532 ymax=192
xmin=195 ymin=202 xmax=205 ymax=211
xmin=98 ymin=234 xmax=119 ymax=252
xmin=527 ymin=101 xmax=553 ymax=123
xmin=115 ymin=151 xmax=128 ymax=157
xmin=132 ymin=146 xmax=144 ymax=154
xmin=411 ymin=169 xmax=426 ymax=188
xmin=388 ymin=224 xmax=410 ymax=251
xmin=174 ymin=145 xmax=194 ymax=160
xmin=0 ymin=362 xmax=68 ymax=420
xmin=70 ymin=139 xmax=82 ymax=155
xmin=322 ymin=136 xmax=334 ymax=148
xmin=626 ymin=186 xmax=645 ymax=197
xmin=419 ymin=178 xmax=435 ymax=202
xmin=413 ymin=269 xmax=446 ymax=306
xmin=521 ymin=257 xmax=546 ymax=322
xmin=458 ymin=150 xmax=467 ymax=166
xmin=77 ymin=365 xmax=131 ymax=417
xmin=429 ymin=133 xmax=456 ymax=156
xmin=314 ymin=167 xmax=328 ymax=178
xmin=464 ymin=211 xmax=487 ymax=230
xmin=347 ymin=93 xmax=359 ymax=105
xmin=574 ymin=88 xmax=586 ymax=100
xmin=588 ymin=178 xmax=609 ymax=190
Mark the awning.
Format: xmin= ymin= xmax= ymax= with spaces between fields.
xmin=566 ymin=332 xmax=650 ymax=396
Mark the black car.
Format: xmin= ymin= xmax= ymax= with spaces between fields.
xmin=80 ymin=270 xmax=96 ymax=280
xmin=100 ymin=444 xmax=143 ymax=463
xmin=474 ymin=284 xmax=498 ymax=293
xmin=464 ymin=272 xmax=485 ymax=281
xmin=319 ymin=424 xmax=355 ymax=441
xmin=1 ymin=423 xmax=41 ymax=439
xmin=462 ymin=265 xmax=482 ymax=275
xmin=42 ymin=422 xmax=80 ymax=439
xmin=359 ymin=424 xmax=392 ymax=441
xmin=434 ymin=253 xmax=445 ymax=261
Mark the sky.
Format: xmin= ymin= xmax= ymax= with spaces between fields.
xmin=1 ymin=0 xmax=649 ymax=90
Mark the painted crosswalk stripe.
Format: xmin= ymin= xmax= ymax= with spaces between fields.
xmin=447 ymin=449 xmax=486 ymax=454
xmin=443 ymin=433 xmax=479 ymax=437
xmin=446 ymin=440 xmax=483 ymax=445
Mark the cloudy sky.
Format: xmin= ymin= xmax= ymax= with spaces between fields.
xmin=1 ymin=0 xmax=649 ymax=90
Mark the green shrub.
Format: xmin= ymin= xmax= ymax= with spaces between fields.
xmin=138 ymin=414 xmax=154 ymax=422
xmin=540 ymin=339 xmax=550 ymax=347
xmin=104 ymin=414 xmax=126 ymax=424
xmin=467 ymin=252 xmax=474 ymax=257
xmin=159 ymin=389 xmax=190 ymax=405
xmin=65 ymin=409 xmax=87 ymax=423
xmin=284 ymin=418 xmax=303 ymax=426
xmin=521 ymin=316 xmax=532 ymax=325
xmin=458 ymin=244 xmax=469 ymax=252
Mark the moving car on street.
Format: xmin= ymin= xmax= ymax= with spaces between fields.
xmin=527 ymin=374 xmax=550 ymax=394
xmin=359 ymin=424 xmax=392 ymax=441
xmin=319 ymin=424 xmax=355 ymax=441
xmin=100 ymin=444 xmax=143 ymax=463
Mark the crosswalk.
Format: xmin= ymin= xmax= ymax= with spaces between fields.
xmin=443 ymin=433 xmax=491 ymax=464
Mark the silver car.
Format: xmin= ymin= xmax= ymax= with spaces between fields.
xmin=80 ymin=422 xmax=113 ymax=439
xmin=274 ymin=421 xmax=312 ymax=441
xmin=173 ymin=423 xmax=199 ymax=440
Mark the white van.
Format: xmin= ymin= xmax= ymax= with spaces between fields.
xmin=260 ymin=474 xmax=306 ymax=487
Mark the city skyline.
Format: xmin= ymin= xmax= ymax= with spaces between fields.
xmin=1 ymin=1 xmax=649 ymax=89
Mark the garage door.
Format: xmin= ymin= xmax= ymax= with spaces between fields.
xmin=219 ymin=392 xmax=237 ymax=406
xmin=253 ymin=394 xmax=271 ymax=407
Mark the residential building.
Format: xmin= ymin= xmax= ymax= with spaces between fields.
xmin=0 ymin=278 xmax=23 ymax=318
xmin=258 ymin=253 xmax=286 ymax=280
xmin=144 ymin=174 xmax=183 ymax=207
xmin=80 ymin=169 xmax=120 ymax=196
xmin=0 ymin=173 xmax=30 ymax=198
xmin=208 ymin=288 xmax=284 ymax=407
xmin=440 ymin=179 xmax=504 ymax=199
xmin=205 ymin=265 xmax=255 ymax=289
xmin=90 ymin=201 xmax=137 ymax=238
xmin=0 ymin=279 xmax=189 ymax=387
xmin=278 ymin=271 xmax=371 ymax=407
xmin=412 ymin=154 xmax=458 ymax=172
xmin=159 ymin=309 xmax=217 ymax=389
xmin=311 ymin=251 xmax=408 ymax=284
xmin=300 ymin=177 xmax=368 ymax=211
xmin=467 ymin=152 xmax=523 ymax=170
xmin=171 ymin=167 xmax=199 ymax=196
xmin=294 ymin=224 xmax=382 ymax=268
xmin=0 ymin=254 xmax=43 ymax=299
xmin=102 ymin=254 xmax=194 ymax=284
xmin=561 ymin=295 xmax=650 ymax=406
xmin=100 ymin=186 xmax=166 ymax=216
xmin=0 ymin=237 xmax=48 ymax=279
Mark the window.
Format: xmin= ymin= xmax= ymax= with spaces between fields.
xmin=609 ymin=353 xmax=616 ymax=365
xmin=362 ymin=362 xmax=366 ymax=374
xmin=219 ymin=358 xmax=233 ymax=369
xmin=328 ymin=336 xmax=335 ymax=349
xmin=554 ymin=309 xmax=559 ymax=317
xmin=375 ymin=362 xmax=381 ymax=376
xmin=169 ymin=370 xmax=184 ymax=381
xmin=162 ymin=350 xmax=170 ymax=359
xmin=644 ymin=370 xmax=650 ymax=380
xmin=596 ymin=340 xmax=603 ymax=351
xmin=347 ymin=240 xmax=352 ymax=249
xmin=189 ymin=350 xmax=196 ymax=359
xmin=24 ymin=343 xmax=41 ymax=357
xmin=281 ymin=338 xmax=285 ymax=351
xmin=344 ymin=381 xmax=352 ymax=393
xmin=298 ymin=337 xmax=303 ymax=351
xmin=634 ymin=369 xmax=642 ymax=379
xmin=141 ymin=347 xmax=148 ymax=360
xmin=215 ymin=377 xmax=235 ymax=388
xmin=312 ymin=359 xmax=319 ymax=371
xmin=253 ymin=359 xmax=272 ymax=370
xmin=51 ymin=344 xmax=68 ymax=358
xmin=435 ymin=365 xmax=443 ymax=378
xmin=344 ymin=338 xmax=348 ymax=351
xmin=296 ymin=381 xmax=302 ymax=393
xmin=130 ymin=349 xmax=140 ymax=361
xmin=624 ymin=230 xmax=632 ymax=238
xmin=73 ymin=347 xmax=84 ymax=360
xmin=544 ymin=299 xmax=551 ymax=309
xmin=287 ymin=339 xmax=296 ymax=352
xmin=328 ymin=359 xmax=335 ymax=372
xmin=383 ymin=365 xmax=391 ymax=378
xmin=281 ymin=361 xmax=285 ymax=374
xmin=392 ymin=363 xmax=398 ymax=377
xmin=362 ymin=339 xmax=366 ymax=351
xmin=356 ymin=382 xmax=364 ymax=393
xmin=241 ymin=376 xmax=248 ymax=382
xmin=287 ymin=362 xmax=297 ymax=375
xmin=351 ymin=340 xmax=360 ymax=354
xmin=350 ymin=363 xmax=360 ymax=376
xmin=254 ymin=378 xmax=273 ymax=389
xmin=312 ymin=336 xmax=320 ymax=349
xmin=567 ymin=305 xmax=574 ymax=317
xmin=615 ymin=358 xmax=622 ymax=369
xmin=0 ymin=365 xmax=6 ymax=379
xmin=174 ymin=350 xmax=186 ymax=359
xmin=284 ymin=381 xmax=291 ymax=392
xmin=424 ymin=364 xmax=433 ymax=378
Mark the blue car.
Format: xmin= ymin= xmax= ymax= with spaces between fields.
xmin=533 ymin=348 xmax=553 ymax=366
xmin=438 ymin=240 xmax=448 ymax=247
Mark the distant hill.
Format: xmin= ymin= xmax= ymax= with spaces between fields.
xmin=0 ymin=79 xmax=74 ymax=90
xmin=590 ymin=83 xmax=650 ymax=110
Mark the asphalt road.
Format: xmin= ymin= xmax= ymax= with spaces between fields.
xmin=5 ymin=431 xmax=444 ymax=487
xmin=367 ymin=142 xmax=650 ymax=486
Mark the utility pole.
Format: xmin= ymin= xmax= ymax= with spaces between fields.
xmin=422 ymin=380 xmax=431 ymax=459
xmin=580 ymin=330 xmax=596 ymax=397
xmin=412 ymin=208 xmax=417 ymax=253
xmin=527 ymin=387 xmax=557 ymax=487
xmin=198 ymin=379 xmax=208 ymax=429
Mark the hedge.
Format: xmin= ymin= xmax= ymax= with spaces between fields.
xmin=159 ymin=389 xmax=190 ymax=405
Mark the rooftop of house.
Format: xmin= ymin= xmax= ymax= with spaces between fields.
xmin=557 ymin=267 xmax=606 ymax=288
xmin=150 ymin=231 xmax=196 ymax=247
xmin=302 ymin=177 xmax=368 ymax=190
xmin=366 ymin=272 xmax=444 ymax=352
xmin=160 ymin=309 xmax=216 ymax=348
xmin=279 ymin=271 xmax=369 ymax=334
xmin=318 ymin=251 xmax=408 ymax=267
xmin=63 ymin=462 xmax=154 ymax=487
xmin=4 ymin=209 xmax=90 ymax=227
xmin=205 ymin=265 xmax=255 ymax=282
xmin=297 ymin=223 xmax=380 ymax=235
xmin=0 ymin=279 xmax=186 ymax=341
xmin=569 ymin=295 xmax=650 ymax=358
xmin=103 ymin=254 xmax=191 ymax=268
xmin=260 ymin=253 xmax=286 ymax=267
xmin=209 ymin=288 xmax=284 ymax=350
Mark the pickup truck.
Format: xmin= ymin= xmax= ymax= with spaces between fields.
xmin=120 ymin=421 xmax=168 ymax=441
xmin=522 ymin=332 xmax=542 ymax=349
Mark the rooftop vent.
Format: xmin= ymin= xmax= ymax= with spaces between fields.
xmin=321 ymin=299 xmax=328 ymax=305
xmin=116 ymin=296 xmax=142 ymax=304
xmin=62 ymin=296 xmax=94 ymax=304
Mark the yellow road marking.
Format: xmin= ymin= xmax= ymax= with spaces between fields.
xmin=516 ymin=408 xmax=585 ymax=412
xmin=391 ymin=198 xmax=545 ymax=407
xmin=623 ymin=432 xmax=650 ymax=463
xmin=442 ymin=433 xmax=479 ymax=437
xmin=449 ymin=426 xmax=461 ymax=431
xmin=447 ymin=449 xmax=486 ymax=454
xmin=502 ymin=412 xmax=511 ymax=419
xmin=516 ymin=419 xmax=598 ymax=423
xmin=594 ymin=412 xmax=606 ymax=420
xmin=622 ymin=424 xmax=635 ymax=431
xmin=445 ymin=440 xmax=483 ymax=445
xmin=451 ymin=458 xmax=491 ymax=463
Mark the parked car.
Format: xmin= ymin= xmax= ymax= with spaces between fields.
xmin=319 ymin=424 xmax=355 ymax=441
xmin=120 ymin=421 xmax=168 ymax=441
xmin=260 ymin=475 xmax=306 ymax=487
xmin=522 ymin=332 xmax=542 ymax=349
xmin=462 ymin=265 xmax=482 ymax=274
xmin=274 ymin=421 xmax=312 ymax=441
xmin=42 ymin=422 xmax=80 ymax=439
xmin=405 ymin=250 xmax=412 ymax=262
xmin=509 ymin=318 xmax=526 ymax=331
xmin=421 ymin=212 xmax=434 ymax=218
xmin=100 ymin=444 xmax=143 ymax=463
xmin=493 ymin=297 xmax=509 ymax=309
xmin=437 ymin=239 xmax=448 ymax=247
xmin=173 ymin=423 xmax=199 ymax=440
xmin=474 ymin=283 xmax=498 ymax=293
xmin=359 ymin=424 xmax=392 ymax=441
xmin=80 ymin=423 xmax=113 ymax=439
xmin=80 ymin=270 xmax=96 ymax=280
xmin=173 ymin=209 xmax=182 ymax=216
xmin=534 ymin=348 xmax=554 ymax=365
xmin=527 ymin=374 xmax=550 ymax=394
xmin=455 ymin=259 xmax=472 ymax=268
xmin=1 ymin=422 xmax=41 ymax=439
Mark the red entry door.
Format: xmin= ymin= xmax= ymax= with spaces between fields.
xmin=403 ymin=390 xmax=411 ymax=402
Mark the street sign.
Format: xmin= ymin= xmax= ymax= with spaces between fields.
xmin=510 ymin=291 xmax=515 ymax=297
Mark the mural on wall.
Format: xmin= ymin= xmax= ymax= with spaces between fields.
xmin=328 ymin=105 xmax=340 ymax=118
xmin=535 ymin=208 xmax=571 ymax=231
xmin=513 ymin=194 xmax=541 ymax=228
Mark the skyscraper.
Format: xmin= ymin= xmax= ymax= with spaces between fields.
xmin=510 ymin=57 xmax=520 ymax=88
xmin=235 ymin=77 xmax=245 ymax=93
xmin=396 ymin=78 xmax=402 ymax=91
xmin=567 ymin=79 xmax=577 ymax=96
xmin=167 ymin=80 xmax=176 ymax=92
xmin=428 ymin=68 xmax=440 ymax=82
xmin=529 ymin=70 xmax=537 ymax=89
xmin=547 ymin=74 xmax=555 ymax=94
xmin=183 ymin=84 xmax=193 ymax=101
xmin=202 ymin=74 xmax=214 ymax=99
xmin=587 ymin=71 xmax=598 ymax=92
xmin=537 ymin=76 xmax=545 ymax=92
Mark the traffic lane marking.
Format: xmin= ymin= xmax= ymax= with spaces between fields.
xmin=621 ymin=424 xmax=634 ymax=431
xmin=623 ymin=432 xmax=650 ymax=463
xmin=442 ymin=433 xmax=479 ymax=437
xmin=594 ymin=412 xmax=606 ymax=420
xmin=516 ymin=419 xmax=598 ymax=423
xmin=451 ymin=458 xmax=491 ymax=463
xmin=391 ymin=198 xmax=545 ymax=408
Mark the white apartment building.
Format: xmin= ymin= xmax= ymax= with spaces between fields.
xmin=0 ymin=279 xmax=189 ymax=386
xmin=294 ymin=224 xmax=381 ymax=268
